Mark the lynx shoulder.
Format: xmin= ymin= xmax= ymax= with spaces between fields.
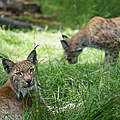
xmin=61 ymin=17 xmax=120 ymax=64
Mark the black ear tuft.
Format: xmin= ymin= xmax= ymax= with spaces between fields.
xmin=60 ymin=40 xmax=69 ymax=50
xmin=2 ymin=58 xmax=14 ymax=74
xmin=62 ymin=34 xmax=68 ymax=40
xmin=34 ymin=44 xmax=40 ymax=50
xmin=27 ymin=45 xmax=39 ymax=64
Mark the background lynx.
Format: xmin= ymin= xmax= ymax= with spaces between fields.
xmin=61 ymin=17 xmax=120 ymax=64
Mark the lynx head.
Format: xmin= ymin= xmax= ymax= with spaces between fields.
xmin=60 ymin=34 xmax=84 ymax=64
xmin=2 ymin=47 xmax=38 ymax=99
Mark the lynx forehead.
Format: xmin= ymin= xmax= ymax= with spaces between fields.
xmin=61 ymin=17 xmax=120 ymax=64
xmin=13 ymin=61 xmax=34 ymax=72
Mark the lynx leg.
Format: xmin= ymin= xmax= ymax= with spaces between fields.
xmin=105 ymin=50 xmax=119 ymax=63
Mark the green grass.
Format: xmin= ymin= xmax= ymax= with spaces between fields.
xmin=0 ymin=28 xmax=119 ymax=120
xmin=35 ymin=0 xmax=120 ymax=29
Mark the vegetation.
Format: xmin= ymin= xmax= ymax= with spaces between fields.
xmin=0 ymin=0 xmax=120 ymax=119
xmin=36 ymin=0 xmax=120 ymax=28
xmin=0 ymin=28 xmax=119 ymax=120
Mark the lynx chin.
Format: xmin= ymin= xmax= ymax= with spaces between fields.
xmin=61 ymin=17 xmax=120 ymax=64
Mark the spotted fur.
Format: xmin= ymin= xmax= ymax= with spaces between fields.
xmin=0 ymin=48 xmax=50 ymax=120
xmin=61 ymin=16 xmax=120 ymax=64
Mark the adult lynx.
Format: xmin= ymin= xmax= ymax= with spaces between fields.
xmin=0 ymin=47 xmax=51 ymax=120
xmin=61 ymin=17 xmax=120 ymax=64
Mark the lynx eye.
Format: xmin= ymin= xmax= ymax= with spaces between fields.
xmin=29 ymin=68 xmax=34 ymax=73
xmin=15 ymin=72 xmax=23 ymax=76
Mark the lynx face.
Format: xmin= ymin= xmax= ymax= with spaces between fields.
xmin=61 ymin=35 xmax=83 ymax=64
xmin=2 ymin=49 xmax=38 ymax=98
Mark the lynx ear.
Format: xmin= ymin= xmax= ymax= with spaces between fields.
xmin=60 ymin=40 xmax=69 ymax=50
xmin=61 ymin=34 xmax=69 ymax=50
xmin=62 ymin=34 xmax=68 ymax=40
xmin=2 ymin=58 xmax=14 ymax=74
xmin=27 ymin=50 xmax=37 ymax=64
xmin=27 ymin=46 xmax=39 ymax=64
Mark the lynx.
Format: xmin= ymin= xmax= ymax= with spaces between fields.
xmin=0 ymin=47 xmax=52 ymax=120
xmin=61 ymin=17 xmax=120 ymax=64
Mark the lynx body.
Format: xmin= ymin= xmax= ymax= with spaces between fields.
xmin=61 ymin=17 xmax=120 ymax=64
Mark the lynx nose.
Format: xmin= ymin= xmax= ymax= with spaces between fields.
xmin=26 ymin=79 xmax=32 ymax=85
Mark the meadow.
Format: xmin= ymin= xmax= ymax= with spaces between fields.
xmin=0 ymin=0 xmax=120 ymax=119
xmin=0 ymin=27 xmax=119 ymax=120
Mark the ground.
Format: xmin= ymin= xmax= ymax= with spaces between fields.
xmin=0 ymin=28 xmax=120 ymax=120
